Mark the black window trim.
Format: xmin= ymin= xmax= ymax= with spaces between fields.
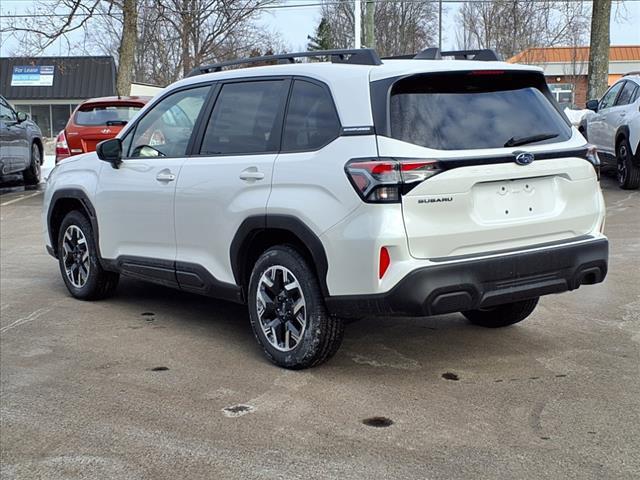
xmin=278 ymin=76 xmax=343 ymax=154
xmin=190 ymin=75 xmax=292 ymax=158
xmin=120 ymin=81 xmax=216 ymax=160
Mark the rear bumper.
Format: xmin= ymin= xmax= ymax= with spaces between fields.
xmin=325 ymin=238 xmax=608 ymax=317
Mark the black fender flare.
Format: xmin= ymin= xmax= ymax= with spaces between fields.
xmin=47 ymin=188 xmax=105 ymax=263
xmin=230 ymin=215 xmax=330 ymax=296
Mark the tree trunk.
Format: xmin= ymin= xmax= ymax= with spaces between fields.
xmin=116 ymin=0 xmax=137 ymax=96
xmin=587 ymin=0 xmax=611 ymax=101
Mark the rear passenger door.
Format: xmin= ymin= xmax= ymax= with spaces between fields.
xmin=174 ymin=78 xmax=290 ymax=291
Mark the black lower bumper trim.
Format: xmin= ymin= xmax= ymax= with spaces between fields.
xmin=326 ymin=238 xmax=608 ymax=317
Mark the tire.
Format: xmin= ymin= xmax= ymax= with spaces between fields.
xmin=463 ymin=298 xmax=539 ymax=328
xmin=57 ymin=210 xmax=119 ymax=300
xmin=23 ymin=142 xmax=42 ymax=186
xmin=247 ymin=245 xmax=344 ymax=369
xmin=616 ymin=137 xmax=640 ymax=190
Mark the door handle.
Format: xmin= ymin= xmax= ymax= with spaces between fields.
xmin=239 ymin=167 xmax=265 ymax=181
xmin=156 ymin=170 xmax=176 ymax=182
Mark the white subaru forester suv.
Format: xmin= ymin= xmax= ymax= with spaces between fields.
xmin=43 ymin=48 xmax=609 ymax=369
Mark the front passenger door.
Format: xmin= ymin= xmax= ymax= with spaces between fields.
xmin=591 ymin=82 xmax=624 ymax=154
xmin=95 ymin=85 xmax=212 ymax=268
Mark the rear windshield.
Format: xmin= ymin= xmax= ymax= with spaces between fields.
xmin=388 ymin=72 xmax=571 ymax=150
xmin=75 ymin=105 xmax=142 ymax=126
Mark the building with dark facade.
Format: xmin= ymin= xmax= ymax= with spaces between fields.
xmin=0 ymin=56 xmax=116 ymax=137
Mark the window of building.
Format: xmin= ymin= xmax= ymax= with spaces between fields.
xmin=52 ymin=104 xmax=72 ymax=136
xmin=549 ymin=83 xmax=574 ymax=107
xmin=200 ymin=80 xmax=289 ymax=155
xmin=30 ymin=105 xmax=52 ymax=137
xmin=282 ymin=80 xmax=341 ymax=152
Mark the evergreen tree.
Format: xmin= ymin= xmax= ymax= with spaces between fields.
xmin=307 ymin=18 xmax=334 ymax=51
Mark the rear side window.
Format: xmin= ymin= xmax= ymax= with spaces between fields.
xmin=388 ymin=72 xmax=572 ymax=151
xmin=200 ymin=80 xmax=289 ymax=155
xmin=282 ymin=80 xmax=340 ymax=151
xmin=75 ymin=104 xmax=142 ymax=126
xmin=615 ymin=81 xmax=637 ymax=106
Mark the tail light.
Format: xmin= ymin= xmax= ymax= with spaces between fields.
xmin=55 ymin=130 xmax=70 ymax=163
xmin=345 ymin=158 xmax=442 ymax=203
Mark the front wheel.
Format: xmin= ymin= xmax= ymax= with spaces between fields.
xmin=57 ymin=210 xmax=119 ymax=300
xmin=463 ymin=298 xmax=539 ymax=328
xmin=23 ymin=142 xmax=41 ymax=186
xmin=616 ymin=137 xmax=640 ymax=190
xmin=248 ymin=246 xmax=344 ymax=369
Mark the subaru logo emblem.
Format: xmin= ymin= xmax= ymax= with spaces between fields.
xmin=515 ymin=151 xmax=534 ymax=166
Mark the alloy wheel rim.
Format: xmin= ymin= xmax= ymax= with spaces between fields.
xmin=617 ymin=145 xmax=628 ymax=184
xmin=62 ymin=225 xmax=90 ymax=288
xmin=256 ymin=265 xmax=307 ymax=352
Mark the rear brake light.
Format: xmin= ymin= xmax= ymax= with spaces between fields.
xmin=468 ymin=70 xmax=505 ymax=76
xmin=379 ymin=247 xmax=391 ymax=279
xmin=55 ymin=130 xmax=70 ymax=162
xmin=345 ymin=158 xmax=442 ymax=203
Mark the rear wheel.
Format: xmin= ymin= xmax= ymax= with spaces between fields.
xmin=248 ymin=245 xmax=344 ymax=369
xmin=23 ymin=142 xmax=41 ymax=186
xmin=616 ymin=137 xmax=640 ymax=190
xmin=463 ymin=298 xmax=539 ymax=328
xmin=57 ymin=210 xmax=119 ymax=300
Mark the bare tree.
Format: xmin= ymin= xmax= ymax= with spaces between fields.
xmin=321 ymin=0 xmax=437 ymax=57
xmin=587 ymin=0 xmax=612 ymax=100
xmin=456 ymin=1 xmax=589 ymax=60
xmin=1 ymin=0 xmax=138 ymax=95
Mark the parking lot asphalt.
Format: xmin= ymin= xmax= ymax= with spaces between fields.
xmin=1 ymin=173 xmax=638 ymax=480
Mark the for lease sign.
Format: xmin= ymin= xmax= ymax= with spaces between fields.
xmin=11 ymin=65 xmax=55 ymax=86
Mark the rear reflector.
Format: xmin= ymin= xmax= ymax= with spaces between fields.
xmin=379 ymin=247 xmax=391 ymax=279
xmin=345 ymin=158 xmax=441 ymax=203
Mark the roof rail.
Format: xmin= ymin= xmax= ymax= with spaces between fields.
xmin=187 ymin=49 xmax=382 ymax=77
xmin=412 ymin=48 xmax=502 ymax=61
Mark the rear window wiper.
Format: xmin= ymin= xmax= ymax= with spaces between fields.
xmin=504 ymin=132 xmax=558 ymax=147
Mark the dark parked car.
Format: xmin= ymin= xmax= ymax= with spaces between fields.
xmin=0 ymin=95 xmax=43 ymax=185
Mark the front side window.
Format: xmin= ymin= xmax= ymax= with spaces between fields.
xmin=599 ymin=82 xmax=624 ymax=110
xmin=388 ymin=72 xmax=571 ymax=151
xmin=0 ymin=100 xmax=16 ymax=122
xmin=615 ymin=81 xmax=638 ymax=106
xmin=127 ymin=85 xmax=210 ymax=158
xmin=282 ymin=80 xmax=340 ymax=151
xmin=200 ymin=80 xmax=289 ymax=155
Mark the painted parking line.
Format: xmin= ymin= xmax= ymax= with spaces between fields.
xmin=0 ymin=191 xmax=42 ymax=207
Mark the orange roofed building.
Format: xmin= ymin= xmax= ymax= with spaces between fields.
xmin=508 ymin=46 xmax=640 ymax=108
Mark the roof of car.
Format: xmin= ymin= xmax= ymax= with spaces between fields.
xmin=80 ymin=95 xmax=151 ymax=105
xmin=164 ymin=58 xmax=543 ymax=129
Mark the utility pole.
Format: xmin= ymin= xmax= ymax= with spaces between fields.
xmin=354 ymin=0 xmax=361 ymax=49
xmin=438 ymin=0 xmax=442 ymax=50
xmin=364 ymin=0 xmax=375 ymax=49
xmin=587 ymin=0 xmax=612 ymax=100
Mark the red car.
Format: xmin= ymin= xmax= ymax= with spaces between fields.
xmin=55 ymin=96 xmax=150 ymax=163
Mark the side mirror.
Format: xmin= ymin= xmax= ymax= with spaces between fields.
xmin=16 ymin=111 xmax=28 ymax=122
xmin=96 ymin=138 xmax=122 ymax=169
xmin=586 ymin=99 xmax=599 ymax=112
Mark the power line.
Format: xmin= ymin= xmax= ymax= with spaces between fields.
xmin=0 ymin=0 xmax=637 ymax=18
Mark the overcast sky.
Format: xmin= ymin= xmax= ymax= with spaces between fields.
xmin=1 ymin=0 xmax=639 ymax=56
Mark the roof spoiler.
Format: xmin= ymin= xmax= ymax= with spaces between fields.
xmin=187 ymin=49 xmax=382 ymax=77
xmin=384 ymin=48 xmax=502 ymax=62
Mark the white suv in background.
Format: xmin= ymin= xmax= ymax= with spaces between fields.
xmin=584 ymin=73 xmax=640 ymax=189
xmin=43 ymin=48 xmax=609 ymax=369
